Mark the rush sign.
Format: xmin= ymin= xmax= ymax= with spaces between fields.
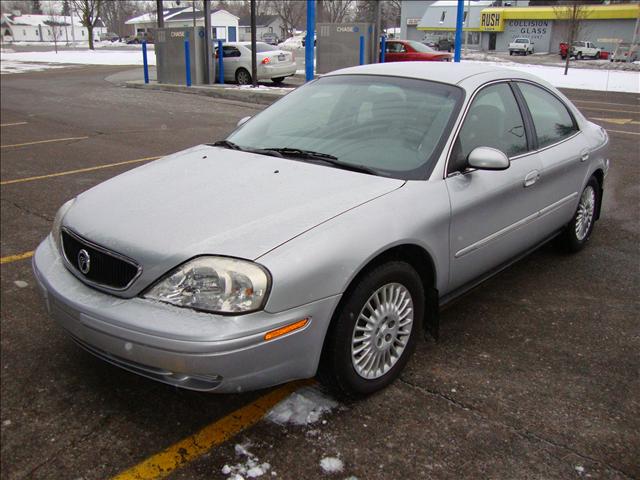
xmin=480 ymin=12 xmax=504 ymax=31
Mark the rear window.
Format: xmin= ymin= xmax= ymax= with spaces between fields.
xmin=515 ymin=39 xmax=528 ymax=44
xmin=245 ymin=42 xmax=278 ymax=53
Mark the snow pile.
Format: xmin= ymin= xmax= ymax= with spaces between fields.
xmin=278 ymin=37 xmax=303 ymax=51
xmin=221 ymin=444 xmax=272 ymax=479
xmin=319 ymin=456 xmax=344 ymax=474
xmin=0 ymin=49 xmax=156 ymax=67
xmin=266 ymin=386 xmax=338 ymax=426
xmin=463 ymin=59 xmax=639 ymax=93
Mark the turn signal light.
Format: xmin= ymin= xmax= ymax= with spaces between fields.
xmin=264 ymin=318 xmax=309 ymax=341
xmin=261 ymin=57 xmax=271 ymax=64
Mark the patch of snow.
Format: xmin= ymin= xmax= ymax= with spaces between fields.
xmin=222 ymin=443 xmax=271 ymax=480
xmin=13 ymin=280 xmax=28 ymax=288
xmin=0 ymin=49 xmax=156 ymax=67
xmin=266 ymin=386 xmax=338 ymax=426
xmin=575 ymin=465 xmax=585 ymax=474
xmin=319 ymin=457 xmax=344 ymax=474
xmin=1 ymin=60 xmax=69 ymax=75
xmin=462 ymin=59 xmax=640 ymax=93
xmin=2 ymin=420 xmax=11 ymax=426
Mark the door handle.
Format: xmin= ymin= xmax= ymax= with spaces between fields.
xmin=580 ymin=149 xmax=590 ymax=162
xmin=524 ymin=170 xmax=540 ymax=188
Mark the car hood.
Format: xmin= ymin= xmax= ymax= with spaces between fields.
xmin=63 ymin=145 xmax=404 ymax=295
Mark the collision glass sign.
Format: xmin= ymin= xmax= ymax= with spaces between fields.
xmin=480 ymin=12 xmax=504 ymax=31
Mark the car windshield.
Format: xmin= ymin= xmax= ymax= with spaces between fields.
xmin=244 ymin=42 xmax=278 ymax=52
xmin=406 ymin=40 xmax=436 ymax=53
xmin=515 ymin=39 xmax=528 ymax=43
xmin=227 ymin=75 xmax=463 ymax=179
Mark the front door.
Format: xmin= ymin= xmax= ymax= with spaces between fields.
xmin=489 ymin=33 xmax=496 ymax=50
xmin=228 ymin=26 xmax=237 ymax=42
xmin=445 ymin=82 xmax=545 ymax=291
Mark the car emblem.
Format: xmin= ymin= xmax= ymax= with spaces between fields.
xmin=77 ymin=249 xmax=91 ymax=275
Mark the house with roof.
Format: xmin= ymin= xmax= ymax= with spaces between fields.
xmin=125 ymin=7 xmax=239 ymax=42
xmin=1 ymin=11 xmax=106 ymax=43
xmin=238 ymin=15 xmax=285 ymax=43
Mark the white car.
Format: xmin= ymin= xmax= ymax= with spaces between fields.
xmin=509 ymin=38 xmax=534 ymax=56
xmin=215 ymin=41 xmax=297 ymax=85
xmin=571 ymin=41 xmax=601 ymax=60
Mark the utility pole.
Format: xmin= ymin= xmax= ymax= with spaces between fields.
xmin=463 ymin=0 xmax=470 ymax=52
xmin=156 ymin=0 xmax=164 ymax=28
xmin=204 ymin=0 xmax=211 ymax=83
xmin=250 ymin=0 xmax=257 ymax=87
xmin=375 ymin=0 xmax=382 ymax=63
xmin=192 ymin=0 xmax=196 ymax=28
xmin=70 ymin=6 xmax=75 ymax=43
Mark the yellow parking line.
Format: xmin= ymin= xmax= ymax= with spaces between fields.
xmin=0 ymin=156 xmax=161 ymax=186
xmin=1 ymin=136 xmax=89 ymax=149
xmin=0 ymin=121 xmax=28 ymax=127
xmin=606 ymin=128 xmax=640 ymax=136
xmin=578 ymin=106 xmax=639 ymax=114
xmin=112 ymin=380 xmax=313 ymax=480
xmin=0 ymin=251 xmax=34 ymax=265
xmin=574 ymin=100 xmax=640 ymax=108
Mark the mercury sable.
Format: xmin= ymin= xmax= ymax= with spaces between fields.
xmin=33 ymin=63 xmax=609 ymax=397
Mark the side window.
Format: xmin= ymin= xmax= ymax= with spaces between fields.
xmin=222 ymin=46 xmax=240 ymax=57
xmin=517 ymin=82 xmax=577 ymax=148
xmin=449 ymin=83 xmax=527 ymax=173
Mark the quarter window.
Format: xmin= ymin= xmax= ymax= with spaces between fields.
xmin=517 ymin=82 xmax=577 ymax=148
xmin=450 ymin=83 xmax=528 ymax=173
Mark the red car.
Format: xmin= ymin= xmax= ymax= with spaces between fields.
xmin=384 ymin=40 xmax=452 ymax=62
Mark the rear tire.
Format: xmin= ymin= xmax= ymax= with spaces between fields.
xmin=235 ymin=68 xmax=252 ymax=85
xmin=271 ymin=77 xmax=285 ymax=84
xmin=577 ymin=52 xmax=583 ymax=60
xmin=318 ymin=261 xmax=424 ymax=399
xmin=557 ymin=177 xmax=599 ymax=253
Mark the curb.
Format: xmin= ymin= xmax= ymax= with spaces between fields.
xmin=124 ymin=80 xmax=289 ymax=105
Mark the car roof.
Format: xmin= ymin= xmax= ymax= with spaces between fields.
xmin=327 ymin=62 xmax=544 ymax=88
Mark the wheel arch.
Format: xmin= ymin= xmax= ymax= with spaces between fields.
xmin=591 ymin=168 xmax=605 ymax=220
xmin=320 ymin=243 xmax=438 ymax=363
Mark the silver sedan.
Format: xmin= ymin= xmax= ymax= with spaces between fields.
xmin=33 ymin=63 xmax=609 ymax=397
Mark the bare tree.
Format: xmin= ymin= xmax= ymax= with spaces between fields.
xmin=71 ymin=0 xmax=104 ymax=49
xmin=31 ymin=0 xmax=42 ymax=14
xmin=0 ymin=1 xmax=31 ymax=14
xmin=45 ymin=4 xmax=65 ymax=53
xmin=269 ymin=0 xmax=305 ymax=37
xmin=321 ymin=0 xmax=354 ymax=23
xmin=101 ymin=0 xmax=138 ymax=37
xmin=553 ymin=2 xmax=592 ymax=75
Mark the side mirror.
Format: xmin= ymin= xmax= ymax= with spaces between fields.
xmin=467 ymin=146 xmax=510 ymax=171
xmin=237 ymin=116 xmax=251 ymax=127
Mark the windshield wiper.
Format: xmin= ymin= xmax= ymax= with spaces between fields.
xmin=211 ymin=140 xmax=243 ymax=150
xmin=210 ymin=140 xmax=284 ymax=158
xmin=264 ymin=148 xmax=379 ymax=175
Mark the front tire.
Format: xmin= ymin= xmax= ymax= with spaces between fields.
xmin=558 ymin=177 xmax=599 ymax=253
xmin=235 ymin=68 xmax=252 ymax=85
xmin=318 ymin=261 xmax=424 ymax=398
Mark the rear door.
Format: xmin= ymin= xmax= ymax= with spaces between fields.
xmin=514 ymin=81 xmax=586 ymax=233
xmin=445 ymin=82 xmax=545 ymax=291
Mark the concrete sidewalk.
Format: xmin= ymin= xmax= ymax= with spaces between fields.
xmin=125 ymin=79 xmax=292 ymax=105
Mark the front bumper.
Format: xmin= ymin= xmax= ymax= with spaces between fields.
xmin=33 ymin=236 xmax=340 ymax=392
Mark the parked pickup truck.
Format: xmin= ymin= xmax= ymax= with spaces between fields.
xmin=509 ymin=38 xmax=534 ymax=55
xmin=571 ymin=41 xmax=601 ymax=60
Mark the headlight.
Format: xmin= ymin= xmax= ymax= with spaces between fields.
xmin=144 ymin=256 xmax=270 ymax=314
xmin=51 ymin=198 xmax=75 ymax=253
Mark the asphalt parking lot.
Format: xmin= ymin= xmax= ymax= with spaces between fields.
xmin=1 ymin=65 xmax=639 ymax=480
